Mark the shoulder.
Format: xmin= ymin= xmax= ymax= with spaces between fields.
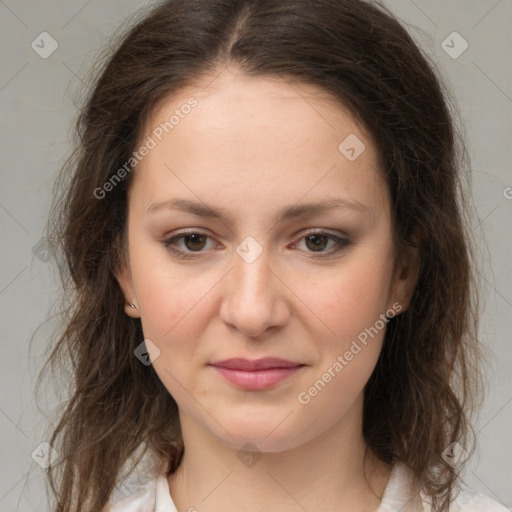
xmin=104 ymin=478 xmax=156 ymax=512
xmin=449 ymin=488 xmax=510 ymax=512
xmin=105 ymin=471 xmax=178 ymax=512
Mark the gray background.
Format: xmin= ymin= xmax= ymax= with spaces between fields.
xmin=0 ymin=1 xmax=511 ymax=510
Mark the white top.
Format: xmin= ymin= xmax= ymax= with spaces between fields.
xmin=108 ymin=462 xmax=509 ymax=512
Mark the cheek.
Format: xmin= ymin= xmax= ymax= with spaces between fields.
xmin=129 ymin=245 xmax=212 ymax=348
xmin=138 ymin=277 xmax=211 ymax=347
xmin=293 ymin=257 xmax=393 ymax=346
xmin=293 ymin=266 xmax=389 ymax=424
xmin=133 ymin=263 xmax=215 ymax=400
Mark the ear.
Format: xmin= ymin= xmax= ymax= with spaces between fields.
xmin=114 ymin=238 xmax=140 ymax=319
xmin=388 ymin=226 xmax=424 ymax=315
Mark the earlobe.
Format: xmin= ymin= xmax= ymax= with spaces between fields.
xmin=123 ymin=301 xmax=140 ymax=318
xmin=114 ymin=249 xmax=140 ymax=319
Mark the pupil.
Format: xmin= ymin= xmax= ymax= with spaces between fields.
xmin=306 ymin=234 xmax=327 ymax=251
xmin=186 ymin=234 xmax=205 ymax=251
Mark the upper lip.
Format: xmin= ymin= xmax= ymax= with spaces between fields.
xmin=209 ymin=358 xmax=304 ymax=371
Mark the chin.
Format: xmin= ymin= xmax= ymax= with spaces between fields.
xmin=209 ymin=413 xmax=312 ymax=454
xmin=221 ymin=432 xmax=302 ymax=454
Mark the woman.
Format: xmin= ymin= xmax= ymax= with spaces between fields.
xmin=40 ymin=0 xmax=507 ymax=511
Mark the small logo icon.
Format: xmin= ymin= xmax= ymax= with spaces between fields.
xmin=441 ymin=32 xmax=468 ymax=59
xmin=31 ymin=442 xmax=59 ymax=469
xmin=134 ymin=339 xmax=161 ymax=366
xmin=31 ymin=32 xmax=59 ymax=59
xmin=236 ymin=236 xmax=263 ymax=264
xmin=441 ymin=442 xmax=468 ymax=467
xmin=237 ymin=442 xmax=262 ymax=468
xmin=338 ymin=134 xmax=366 ymax=161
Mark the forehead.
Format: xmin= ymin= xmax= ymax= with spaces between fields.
xmin=131 ymin=68 xmax=388 ymax=218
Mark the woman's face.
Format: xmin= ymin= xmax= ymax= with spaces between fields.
xmin=117 ymin=68 xmax=417 ymax=452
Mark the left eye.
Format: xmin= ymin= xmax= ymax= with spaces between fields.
xmin=161 ymin=230 xmax=350 ymax=259
xmin=294 ymin=232 xmax=349 ymax=255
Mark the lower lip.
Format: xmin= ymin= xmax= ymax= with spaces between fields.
xmin=210 ymin=365 xmax=304 ymax=390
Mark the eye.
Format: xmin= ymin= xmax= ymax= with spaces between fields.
xmin=162 ymin=230 xmax=216 ymax=259
xmin=292 ymin=230 xmax=350 ymax=257
xmin=161 ymin=229 xmax=350 ymax=260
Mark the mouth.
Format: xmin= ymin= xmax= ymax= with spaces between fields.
xmin=208 ymin=358 xmax=306 ymax=390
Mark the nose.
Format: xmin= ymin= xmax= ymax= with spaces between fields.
xmin=219 ymin=245 xmax=290 ymax=338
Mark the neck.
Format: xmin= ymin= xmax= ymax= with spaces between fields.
xmin=167 ymin=394 xmax=392 ymax=512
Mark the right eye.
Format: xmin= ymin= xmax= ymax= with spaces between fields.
xmin=161 ymin=230 xmax=219 ymax=259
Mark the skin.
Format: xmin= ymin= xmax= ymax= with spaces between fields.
xmin=116 ymin=66 xmax=420 ymax=512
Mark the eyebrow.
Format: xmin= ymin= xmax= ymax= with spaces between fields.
xmin=147 ymin=197 xmax=371 ymax=223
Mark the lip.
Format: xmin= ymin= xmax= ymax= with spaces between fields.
xmin=208 ymin=358 xmax=306 ymax=390
xmin=210 ymin=357 xmax=303 ymax=370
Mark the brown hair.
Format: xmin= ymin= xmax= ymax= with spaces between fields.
xmin=38 ymin=0 xmax=485 ymax=510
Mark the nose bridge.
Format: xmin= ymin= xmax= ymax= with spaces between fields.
xmin=234 ymin=247 xmax=271 ymax=300
xmin=220 ymin=239 xmax=288 ymax=337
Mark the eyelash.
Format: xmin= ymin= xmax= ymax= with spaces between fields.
xmin=161 ymin=229 xmax=350 ymax=259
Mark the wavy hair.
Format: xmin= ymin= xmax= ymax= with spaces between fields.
xmin=38 ymin=0 xmax=485 ymax=510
